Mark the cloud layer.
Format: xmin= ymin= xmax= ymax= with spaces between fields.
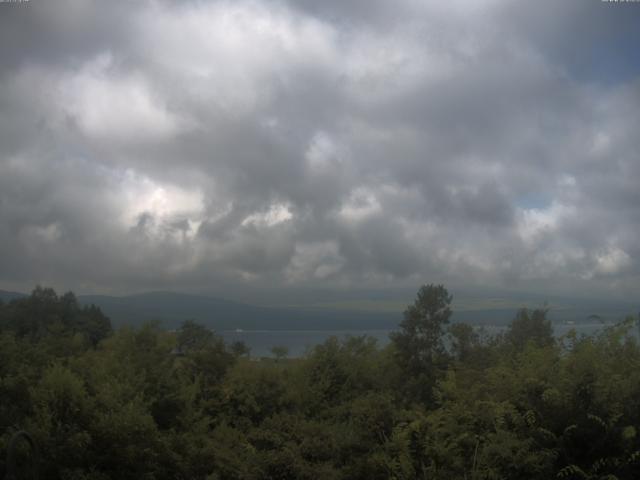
xmin=1 ymin=0 xmax=639 ymax=299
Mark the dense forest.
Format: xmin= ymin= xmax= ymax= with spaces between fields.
xmin=1 ymin=285 xmax=639 ymax=480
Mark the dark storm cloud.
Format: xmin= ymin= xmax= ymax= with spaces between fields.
xmin=0 ymin=0 xmax=638 ymax=298
xmin=499 ymin=1 xmax=640 ymax=84
xmin=0 ymin=1 xmax=135 ymax=77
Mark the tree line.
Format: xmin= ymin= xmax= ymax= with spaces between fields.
xmin=1 ymin=285 xmax=639 ymax=479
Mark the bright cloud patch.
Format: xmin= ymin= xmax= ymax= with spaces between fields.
xmin=517 ymin=202 xmax=576 ymax=242
xmin=61 ymin=54 xmax=184 ymax=142
xmin=593 ymin=246 xmax=632 ymax=276
xmin=242 ymin=203 xmax=293 ymax=228
xmin=138 ymin=1 xmax=335 ymax=112
xmin=118 ymin=170 xmax=204 ymax=241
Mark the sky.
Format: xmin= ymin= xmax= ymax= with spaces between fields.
xmin=0 ymin=0 xmax=639 ymax=303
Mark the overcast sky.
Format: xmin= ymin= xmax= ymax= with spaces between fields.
xmin=0 ymin=0 xmax=639 ymax=301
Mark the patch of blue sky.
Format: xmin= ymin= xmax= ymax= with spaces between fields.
xmin=572 ymin=41 xmax=640 ymax=86
xmin=515 ymin=193 xmax=551 ymax=210
xmin=567 ymin=9 xmax=640 ymax=86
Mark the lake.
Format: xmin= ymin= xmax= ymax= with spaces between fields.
xmin=220 ymin=323 xmax=627 ymax=357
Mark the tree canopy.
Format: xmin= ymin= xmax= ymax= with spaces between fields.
xmin=390 ymin=284 xmax=453 ymax=403
xmin=1 ymin=286 xmax=639 ymax=480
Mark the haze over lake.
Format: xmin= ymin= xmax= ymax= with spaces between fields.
xmin=220 ymin=323 xmax=623 ymax=358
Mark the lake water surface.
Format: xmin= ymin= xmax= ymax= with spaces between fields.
xmin=220 ymin=323 xmax=624 ymax=357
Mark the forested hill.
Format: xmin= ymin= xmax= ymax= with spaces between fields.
xmin=2 ymin=285 xmax=640 ymax=479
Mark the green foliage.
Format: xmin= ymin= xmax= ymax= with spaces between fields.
xmin=1 ymin=285 xmax=639 ymax=479
xmin=390 ymin=284 xmax=453 ymax=404
xmin=271 ymin=345 xmax=289 ymax=361
xmin=506 ymin=307 xmax=554 ymax=351
xmin=0 ymin=286 xmax=111 ymax=347
xmin=177 ymin=319 xmax=215 ymax=353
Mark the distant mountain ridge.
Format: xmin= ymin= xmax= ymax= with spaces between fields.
xmin=1 ymin=289 xmax=636 ymax=331
xmin=78 ymin=291 xmax=401 ymax=331
xmin=0 ymin=290 xmax=26 ymax=302
xmin=3 ymin=289 xmax=401 ymax=330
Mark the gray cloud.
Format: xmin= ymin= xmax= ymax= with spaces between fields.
xmin=0 ymin=0 xmax=639 ymax=300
